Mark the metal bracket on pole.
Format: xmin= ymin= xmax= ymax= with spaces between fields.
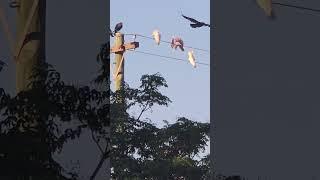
xmin=110 ymin=42 xmax=139 ymax=53
xmin=14 ymin=0 xmax=39 ymax=61
xmin=110 ymin=41 xmax=139 ymax=79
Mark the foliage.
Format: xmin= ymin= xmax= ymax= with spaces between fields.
xmin=0 ymin=40 xmax=211 ymax=179
xmin=110 ymin=73 xmax=210 ymax=180
xmin=0 ymin=42 xmax=110 ymax=179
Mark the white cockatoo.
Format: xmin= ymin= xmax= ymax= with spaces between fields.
xmin=171 ymin=36 xmax=184 ymax=51
xmin=152 ymin=30 xmax=161 ymax=45
xmin=188 ymin=50 xmax=196 ymax=68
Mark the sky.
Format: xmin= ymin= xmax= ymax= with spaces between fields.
xmin=214 ymin=0 xmax=320 ymax=179
xmin=110 ymin=0 xmax=211 ymax=127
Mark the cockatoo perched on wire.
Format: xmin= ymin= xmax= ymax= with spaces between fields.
xmin=188 ymin=50 xmax=196 ymax=68
xmin=171 ymin=36 xmax=184 ymax=51
xmin=152 ymin=30 xmax=161 ymax=45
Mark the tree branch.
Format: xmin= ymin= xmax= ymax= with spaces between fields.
xmin=136 ymin=102 xmax=149 ymax=121
xmin=90 ymin=129 xmax=103 ymax=154
xmin=90 ymin=143 xmax=110 ymax=180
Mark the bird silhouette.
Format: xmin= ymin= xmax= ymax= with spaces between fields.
xmin=114 ymin=22 xmax=123 ymax=34
xmin=181 ymin=13 xmax=210 ymax=28
xmin=109 ymin=28 xmax=114 ymax=37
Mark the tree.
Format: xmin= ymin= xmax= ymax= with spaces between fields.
xmin=0 ymin=40 xmax=212 ymax=179
xmin=109 ymin=73 xmax=210 ymax=180
xmin=0 ymin=42 xmax=110 ymax=179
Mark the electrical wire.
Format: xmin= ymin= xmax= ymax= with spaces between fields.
xmin=126 ymin=49 xmax=210 ymax=67
xmin=272 ymin=2 xmax=320 ymax=13
xmin=123 ymin=33 xmax=210 ymax=53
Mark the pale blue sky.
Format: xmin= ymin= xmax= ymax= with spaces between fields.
xmin=110 ymin=0 xmax=210 ymax=126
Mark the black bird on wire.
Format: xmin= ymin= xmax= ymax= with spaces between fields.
xmin=114 ymin=22 xmax=123 ymax=34
xmin=109 ymin=28 xmax=114 ymax=37
xmin=181 ymin=13 xmax=210 ymax=28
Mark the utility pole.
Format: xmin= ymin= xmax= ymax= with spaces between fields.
xmin=114 ymin=32 xmax=125 ymax=93
xmin=14 ymin=0 xmax=47 ymax=179
xmin=15 ymin=0 xmax=45 ymax=93
xmin=0 ymin=1 xmax=46 ymax=179
xmin=109 ymin=31 xmax=139 ymax=179
xmin=110 ymin=32 xmax=139 ymax=102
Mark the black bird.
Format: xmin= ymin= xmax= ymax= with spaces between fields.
xmin=0 ymin=60 xmax=7 ymax=72
xmin=114 ymin=22 xmax=123 ymax=34
xmin=181 ymin=14 xmax=210 ymax=28
xmin=109 ymin=28 xmax=114 ymax=37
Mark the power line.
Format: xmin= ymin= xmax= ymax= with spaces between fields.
xmin=126 ymin=49 xmax=210 ymax=67
xmin=272 ymin=2 xmax=320 ymax=13
xmin=123 ymin=33 xmax=210 ymax=53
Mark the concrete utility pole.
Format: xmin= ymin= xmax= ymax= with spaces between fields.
xmin=114 ymin=32 xmax=125 ymax=92
xmin=0 ymin=1 xmax=47 ymax=179
xmin=110 ymin=32 xmax=139 ymax=103
xmin=15 ymin=1 xmax=46 ymax=179
xmin=15 ymin=0 xmax=46 ymax=93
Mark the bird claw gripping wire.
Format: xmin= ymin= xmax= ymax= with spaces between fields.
xmin=9 ymin=0 xmax=20 ymax=8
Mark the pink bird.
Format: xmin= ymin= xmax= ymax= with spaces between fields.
xmin=171 ymin=36 xmax=184 ymax=51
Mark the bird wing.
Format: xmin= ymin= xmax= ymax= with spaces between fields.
xmin=190 ymin=23 xmax=204 ymax=28
xmin=182 ymin=14 xmax=199 ymax=23
xmin=171 ymin=38 xmax=175 ymax=48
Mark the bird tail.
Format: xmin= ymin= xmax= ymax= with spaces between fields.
xmin=179 ymin=46 xmax=184 ymax=51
